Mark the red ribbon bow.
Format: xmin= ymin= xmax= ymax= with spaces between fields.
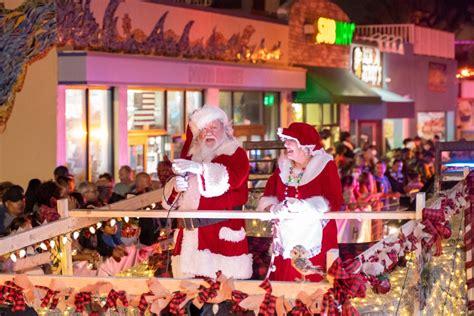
xmin=0 ymin=281 xmax=26 ymax=312
xmin=105 ymin=289 xmax=129 ymax=311
xmin=322 ymin=258 xmax=366 ymax=315
xmin=384 ymin=250 xmax=399 ymax=272
xmin=291 ymin=299 xmax=311 ymax=316
xmin=258 ymin=279 xmax=277 ymax=316
xmin=36 ymin=285 xmax=60 ymax=310
xmin=198 ymin=271 xmax=222 ymax=304
xmin=74 ymin=292 xmax=92 ymax=313
xmin=422 ymin=207 xmax=450 ymax=256
xmin=168 ymin=291 xmax=187 ymax=315
xmin=231 ymin=290 xmax=249 ymax=313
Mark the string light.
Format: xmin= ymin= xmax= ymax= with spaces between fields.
xmin=72 ymin=231 xmax=80 ymax=240
xmin=110 ymin=219 xmax=116 ymax=227
xmin=96 ymin=222 xmax=102 ymax=229
xmin=62 ymin=236 xmax=69 ymax=245
xmin=89 ymin=226 xmax=96 ymax=234
xmin=19 ymin=249 xmax=26 ymax=258
xmin=10 ymin=253 xmax=17 ymax=262
xmin=49 ymin=240 xmax=55 ymax=248
xmin=124 ymin=217 xmax=130 ymax=223
xmin=40 ymin=242 xmax=48 ymax=251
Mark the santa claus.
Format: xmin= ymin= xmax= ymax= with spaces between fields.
xmin=257 ymin=122 xmax=343 ymax=282
xmin=163 ymin=105 xmax=252 ymax=279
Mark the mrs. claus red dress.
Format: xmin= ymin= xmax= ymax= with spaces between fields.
xmin=258 ymin=154 xmax=343 ymax=282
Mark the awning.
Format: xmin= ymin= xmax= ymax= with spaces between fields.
xmin=350 ymin=87 xmax=415 ymax=119
xmin=294 ymin=67 xmax=382 ymax=104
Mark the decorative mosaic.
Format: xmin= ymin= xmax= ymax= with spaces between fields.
xmin=56 ymin=0 xmax=282 ymax=62
xmin=0 ymin=0 xmax=57 ymax=132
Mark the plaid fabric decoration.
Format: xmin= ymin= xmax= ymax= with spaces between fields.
xmin=138 ymin=292 xmax=152 ymax=315
xmin=0 ymin=281 xmax=26 ymax=312
xmin=385 ymin=250 xmax=399 ymax=271
xmin=169 ymin=291 xmax=187 ymax=315
xmin=105 ymin=289 xmax=129 ymax=311
xmin=422 ymin=207 xmax=451 ymax=256
xmin=198 ymin=272 xmax=222 ymax=303
xmin=74 ymin=292 xmax=92 ymax=313
xmin=342 ymin=300 xmax=360 ymax=316
xmin=258 ymin=279 xmax=276 ymax=316
xmin=231 ymin=290 xmax=249 ymax=313
xmin=291 ymin=299 xmax=311 ymax=316
xmin=36 ymin=285 xmax=60 ymax=310
xmin=322 ymin=289 xmax=339 ymax=315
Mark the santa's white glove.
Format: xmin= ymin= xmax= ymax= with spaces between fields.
xmin=284 ymin=198 xmax=306 ymax=213
xmin=174 ymin=176 xmax=189 ymax=192
xmin=172 ymin=159 xmax=203 ymax=175
xmin=270 ymin=202 xmax=287 ymax=215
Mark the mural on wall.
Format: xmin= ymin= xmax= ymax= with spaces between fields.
xmin=457 ymin=99 xmax=474 ymax=140
xmin=56 ymin=0 xmax=282 ymax=63
xmin=428 ymin=62 xmax=448 ymax=92
xmin=417 ymin=111 xmax=446 ymax=141
xmin=0 ymin=0 xmax=57 ymax=133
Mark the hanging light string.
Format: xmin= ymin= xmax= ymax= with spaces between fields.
xmin=441 ymin=206 xmax=465 ymax=316
xmin=395 ymin=252 xmax=412 ymax=316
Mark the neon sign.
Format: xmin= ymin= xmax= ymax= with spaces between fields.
xmin=315 ymin=17 xmax=355 ymax=45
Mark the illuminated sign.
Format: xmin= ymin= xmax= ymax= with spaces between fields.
xmin=351 ymin=45 xmax=382 ymax=86
xmin=315 ymin=17 xmax=355 ymax=45
xmin=264 ymin=94 xmax=275 ymax=107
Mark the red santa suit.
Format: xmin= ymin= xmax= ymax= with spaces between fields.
xmin=163 ymin=105 xmax=252 ymax=279
xmin=258 ymin=122 xmax=343 ymax=282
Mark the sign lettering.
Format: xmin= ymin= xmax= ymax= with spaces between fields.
xmin=315 ymin=17 xmax=355 ymax=45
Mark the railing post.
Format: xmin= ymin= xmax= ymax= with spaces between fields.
xmin=414 ymin=192 xmax=426 ymax=315
xmin=57 ymin=199 xmax=73 ymax=276
xmin=464 ymin=166 xmax=470 ymax=179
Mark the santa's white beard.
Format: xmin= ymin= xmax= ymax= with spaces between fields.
xmin=192 ymin=136 xmax=225 ymax=162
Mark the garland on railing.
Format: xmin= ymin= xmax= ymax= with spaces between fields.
xmin=0 ymin=182 xmax=468 ymax=315
xmin=322 ymin=180 xmax=469 ymax=315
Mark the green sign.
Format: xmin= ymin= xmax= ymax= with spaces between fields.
xmin=264 ymin=94 xmax=275 ymax=107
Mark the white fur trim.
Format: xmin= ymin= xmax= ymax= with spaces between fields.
xmin=189 ymin=138 xmax=241 ymax=163
xmin=278 ymin=153 xmax=333 ymax=186
xmin=304 ymin=196 xmax=330 ymax=214
xmin=172 ymin=229 xmax=253 ymax=279
xmin=257 ymin=196 xmax=279 ymax=212
xmin=189 ymin=105 xmax=229 ymax=137
xmin=198 ymin=162 xmax=230 ymax=198
xmin=219 ymin=227 xmax=246 ymax=242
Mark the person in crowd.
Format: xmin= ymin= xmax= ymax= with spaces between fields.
xmin=36 ymin=181 xmax=61 ymax=223
xmin=404 ymin=172 xmax=424 ymax=197
xmin=24 ymin=178 xmax=41 ymax=214
xmin=132 ymin=172 xmax=152 ymax=195
xmin=96 ymin=173 xmax=114 ymax=204
xmin=53 ymin=165 xmax=70 ymax=182
xmin=163 ymin=105 xmax=252 ymax=279
xmin=413 ymin=136 xmax=423 ymax=153
xmin=257 ymin=122 xmax=343 ymax=282
xmin=354 ymin=172 xmax=379 ymax=209
xmin=0 ymin=182 xmax=14 ymax=206
xmin=417 ymin=150 xmax=435 ymax=184
xmin=157 ymin=156 xmax=174 ymax=188
xmin=0 ymin=185 xmax=25 ymax=235
xmin=387 ymin=159 xmax=405 ymax=194
xmin=5 ymin=216 xmax=32 ymax=235
xmin=374 ymin=161 xmax=400 ymax=210
xmin=77 ymin=181 xmax=102 ymax=208
xmin=113 ymin=165 xmax=134 ymax=197
xmin=336 ymin=131 xmax=355 ymax=161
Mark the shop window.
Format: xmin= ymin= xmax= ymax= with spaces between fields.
xmin=186 ymin=91 xmax=202 ymax=121
xmin=127 ymin=90 xmax=165 ymax=130
xmin=263 ymin=92 xmax=279 ymax=140
xmin=306 ymin=104 xmax=322 ymax=126
xmin=65 ymin=89 xmax=87 ymax=182
xmin=291 ymin=103 xmax=304 ymax=122
xmin=233 ymin=91 xmax=262 ymax=124
xmin=89 ymin=90 xmax=113 ymax=180
xmin=167 ymin=91 xmax=184 ymax=135
xmin=219 ymin=91 xmax=232 ymax=120
xmin=65 ymin=88 xmax=113 ymax=182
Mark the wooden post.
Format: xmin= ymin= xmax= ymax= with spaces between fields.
xmin=464 ymin=166 xmax=471 ymax=179
xmin=57 ymin=199 xmax=73 ymax=276
xmin=415 ymin=192 xmax=426 ymax=221
xmin=414 ymin=192 xmax=426 ymax=316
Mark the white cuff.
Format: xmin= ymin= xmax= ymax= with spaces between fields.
xmin=197 ymin=162 xmax=230 ymax=198
xmin=257 ymin=196 xmax=279 ymax=212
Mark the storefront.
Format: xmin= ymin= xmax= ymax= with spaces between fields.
xmin=348 ymin=44 xmax=415 ymax=151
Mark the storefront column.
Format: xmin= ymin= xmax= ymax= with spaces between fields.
xmin=56 ymin=85 xmax=66 ymax=166
xmin=280 ymin=91 xmax=291 ymax=127
xmin=205 ymin=88 xmax=220 ymax=106
xmin=114 ymin=86 xmax=129 ymax=175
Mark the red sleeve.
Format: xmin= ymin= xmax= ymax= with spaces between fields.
xmin=225 ymin=148 xmax=250 ymax=189
xmin=321 ymin=161 xmax=343 ymax=211
xmin=263 ymin=168 xmax=280 ymax=197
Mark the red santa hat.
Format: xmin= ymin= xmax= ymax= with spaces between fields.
xmin=277 ymin=122 xmax=324 ymax=155
xmin=188 ymin=105 xmax=229 ymax=137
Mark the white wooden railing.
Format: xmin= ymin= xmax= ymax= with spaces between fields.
xmin=356 ymin=24 xmax=455 ymax=59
